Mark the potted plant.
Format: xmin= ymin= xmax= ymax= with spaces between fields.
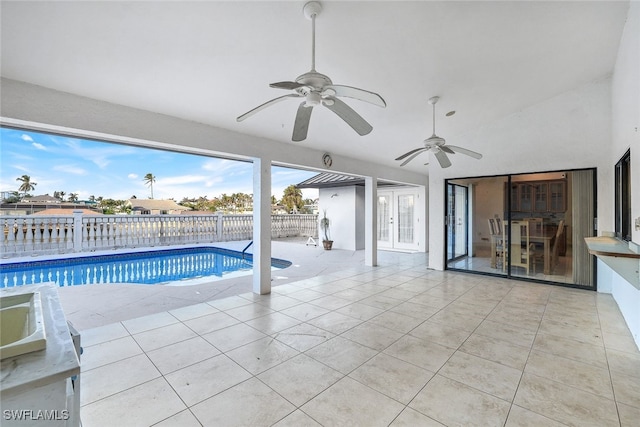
xmin=320 ymin=210 xmax=333 ymax=250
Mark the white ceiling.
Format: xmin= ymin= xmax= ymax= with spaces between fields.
xmin=0 ymin=1 xmax=630 ymax=174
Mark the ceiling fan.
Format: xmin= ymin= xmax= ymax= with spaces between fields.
xmin=236 ymin=1 xmax=386 ymax=142
xmin=395 ymin=96 xmax=482 ymax=168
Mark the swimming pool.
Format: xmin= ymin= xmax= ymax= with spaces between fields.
xmin=0 ymin=247 xmax=292 ymax=288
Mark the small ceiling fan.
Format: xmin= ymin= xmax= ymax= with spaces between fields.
xmin=237 ymin=1 xmax=386 ymax=142
xmin=395 ymin=96 xmax=482 ymax=168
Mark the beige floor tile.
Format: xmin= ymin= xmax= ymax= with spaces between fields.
xmin=307 ymin=294 xmax=353 ymax=310
xmin=524 ymin=350 xmax=614 ymax=399
xmin=460 ymin=333 xmax=530 ymax=370
xmin=206 ymin=294 xmax=252 ymax=310
xmin=537 ymin=318 xmax=604 ymax=347
xmin=81 ymin=353 xmax=160 ymax=406
xmin=409 ymin=320 xmax=472 ymax=349
xmin=611 ymin=371 xmax=640 ymax=409
xmin=80 ymin=322 xmax=130 ymax=347
xmin=273 ymin=323 xmax=334 ymax=352
xmin=201 ymin=322 xmax=266 ymax=352
xmin=133 ymin=322 xmax=198 ymax=352
xmin=486 ymin=309 xmax=542 ymax=332
xmin=121 ymin=311 xmax=179 ymax=335
xmin=153 ymin=409 xmax=202 ymax=427
xmin=301 ymin=376 xmax=405 ymax=426
xmin=305 ymin=335 xmax=378 ymax=374
xmin=257 ymin=353 xmax=343 ymax=406
xmin=409 ymin=294 xmax=453 ymax=310
xmin=245 ymin=311 xmax=301 ymax=335
xmin=505 ymin=405 xmax=568 ymax=427
xmin=272 ymin=410 xmax=322 ymax=426
xmin=253 ymin=294 xmax=304 ymax=311
xmin=603 ymin=330 xmax=640 ymax=354
xmin=514 ymin=373 xmax=619 ymax=427
xmin=409 ymin=374 xmax=511 ymax=427
xmin=341 ymin=321 xmax=404 ymax=351
xmin=164 ymin=353 xmax=251 ymax=406
xmin=389 ymin=300 xmax=440 ymax=320
xmin=306 ymin=310 xmax=363 ymax=334
xmin=384 ymin=335 xmax=455 ymax=372
xmin=168 ymin=302 xmax=218 ymax=321
xmin=335 ymin=301 xmax=385 ymax=320
xmin=224 ymin=302 xmax=274 ymax=321
xmin=191 ymin=377 xmax=295 ymax=426
xmin=618 ymin=402 xmax=640 ymax=427
xmin=532 ymin=333 xmax=608 ymax=369
xmin=279 ymin=302 xmax=330 ymax=321
xmin=474 ymin=319 xmax=536 ymax=349
xmin=80 ymin=378 xmax=185 ymax=427
xmin=606 ymin=348 xmax=640 ymax=378
xmin=367 ymin=310 xmax=424 ymax=334
xmin=349 ymin=352 xmax=435 ymax=404
xmin=389 ymin=407 xmax=445 ymax=426
xmin=429 ymin=310 xmax=485 ymax=332
xmin=82 ymin=336 xmax=143 ymax=371
xmin=146 ymin=336 xmax=220 ymax=374
xmin=182 ymin=311 xmax=240 ymax=335
xmin=286 ymin=288 xmax=327 ymax=302
xmin=225 ymin=336 xmax=299 ymax=374
xmin=358 ymin=294 xmax=404 ymax=310
xmin=439 ymin=351 xmax=522 ymax=401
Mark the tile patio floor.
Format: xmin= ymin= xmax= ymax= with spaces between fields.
xmin=74 ymin=246 xmax=640 ymax=426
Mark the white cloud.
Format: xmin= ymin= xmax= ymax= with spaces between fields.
xmin=52 ymin=164 xmax=88 ymax=175
xmin=21 ymin=134 xmax=33 ymax=142
xmin=32 ymin=142 xmax=47 ymax=151
xmin=128 ymin=173 xmax=138 ymax=179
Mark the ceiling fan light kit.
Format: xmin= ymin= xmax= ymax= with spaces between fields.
xmin=237 ymin=1 xmax=386 ymax=142
xmin=395 ymin=95 xmax=483 ymax=168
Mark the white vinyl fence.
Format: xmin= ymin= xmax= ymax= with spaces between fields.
xmin=1 ymin=212 xmax=318 ymax=258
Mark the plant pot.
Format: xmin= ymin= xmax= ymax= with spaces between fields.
xmin=322 ymin=240 xmax=333 ymax=250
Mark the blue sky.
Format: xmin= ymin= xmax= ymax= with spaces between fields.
xmin=0 ymin=128 xmax=318 ymax=202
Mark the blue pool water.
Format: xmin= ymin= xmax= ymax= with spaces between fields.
xmin=0 ymin=247 xmax=291 ymax=288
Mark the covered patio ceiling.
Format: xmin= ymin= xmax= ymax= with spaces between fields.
xmin=0 ymin=1 xmax=629 ymax=174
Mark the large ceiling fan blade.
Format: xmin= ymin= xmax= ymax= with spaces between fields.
xmin=395 ymin=147 xmax=427 ymax=161
xmin=270 ymin=81 xmax=307 ymax=90
xmin=292 ymin=102 xmax=313 ymax=142
xmin=323 ymin=96 xmax=373 ymax=136
xmin=434 ymin=148 xmax=452 ymax=168
xmin=440 ymin=145 xmax=455 ymax=155
xmin=399 ymin=149 xmax=427 ymax=166
xmin=446 ymin=145 xmax=483 ymax=159
xmin=237 ymin=94 xmax=301 ymax=122
xmin=323 ymin=85 xmax=386 ymax=107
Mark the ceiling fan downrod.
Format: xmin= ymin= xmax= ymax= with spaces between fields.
xmin=304 ymin=1 xmax=322 ymax=72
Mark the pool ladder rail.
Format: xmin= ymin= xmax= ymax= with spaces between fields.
xmin=241 ymin=241 xmax=253 ymax=260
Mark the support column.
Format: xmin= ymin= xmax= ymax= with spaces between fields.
xmin=365 ymin=176 xmax=378 ymax=267
xmin=253 ymin=156 xmax=272 ymax=294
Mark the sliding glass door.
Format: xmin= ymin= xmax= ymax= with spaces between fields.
xmin=446 ymin=184 xmax=468 ymax=262
xmin=446 ymin=169 xmax=596 ymax=289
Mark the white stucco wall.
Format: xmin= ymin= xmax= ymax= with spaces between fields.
xmin=318 ymin=186 xmax=362 ymax=251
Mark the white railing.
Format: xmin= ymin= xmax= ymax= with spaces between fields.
xmin=1 ymin=213 xmax=318 ymax=258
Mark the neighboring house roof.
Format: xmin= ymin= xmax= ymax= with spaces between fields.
xmin=127 ymin=199 xmax=191 ymax=211
xmin=25 ymin=194 xmax=61 ymax=203
xmin=296 ymin=173 xmax=395 ymax=189
xmin=33 ymin=208 xmax=100 ymax=215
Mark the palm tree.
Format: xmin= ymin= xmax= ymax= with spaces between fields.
xmin=281 ymin=185 xmax=303 ymax=213
xmin=68 ymin=193 xmax=79 ymax=203
xmin=16 ymin=175 xmax=36 ymax=197
xmin=143 ymin=173 xmax=156 ymax=199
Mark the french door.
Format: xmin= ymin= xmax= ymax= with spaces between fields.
xmin=446 ymin=184 xmax=468 ymax=261
xmin=378 ymin=190 xmax=419 ymax=251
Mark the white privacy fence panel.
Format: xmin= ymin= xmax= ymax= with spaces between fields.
xmin=1 ymin=213 xmax=318 ymax=258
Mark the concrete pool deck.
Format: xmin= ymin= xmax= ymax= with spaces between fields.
xmin=57 ymin=239 xmax=427 ymax=331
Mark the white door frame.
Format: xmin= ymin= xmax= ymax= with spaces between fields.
xmin=377 ymin=188 xmax=420 ymax=251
